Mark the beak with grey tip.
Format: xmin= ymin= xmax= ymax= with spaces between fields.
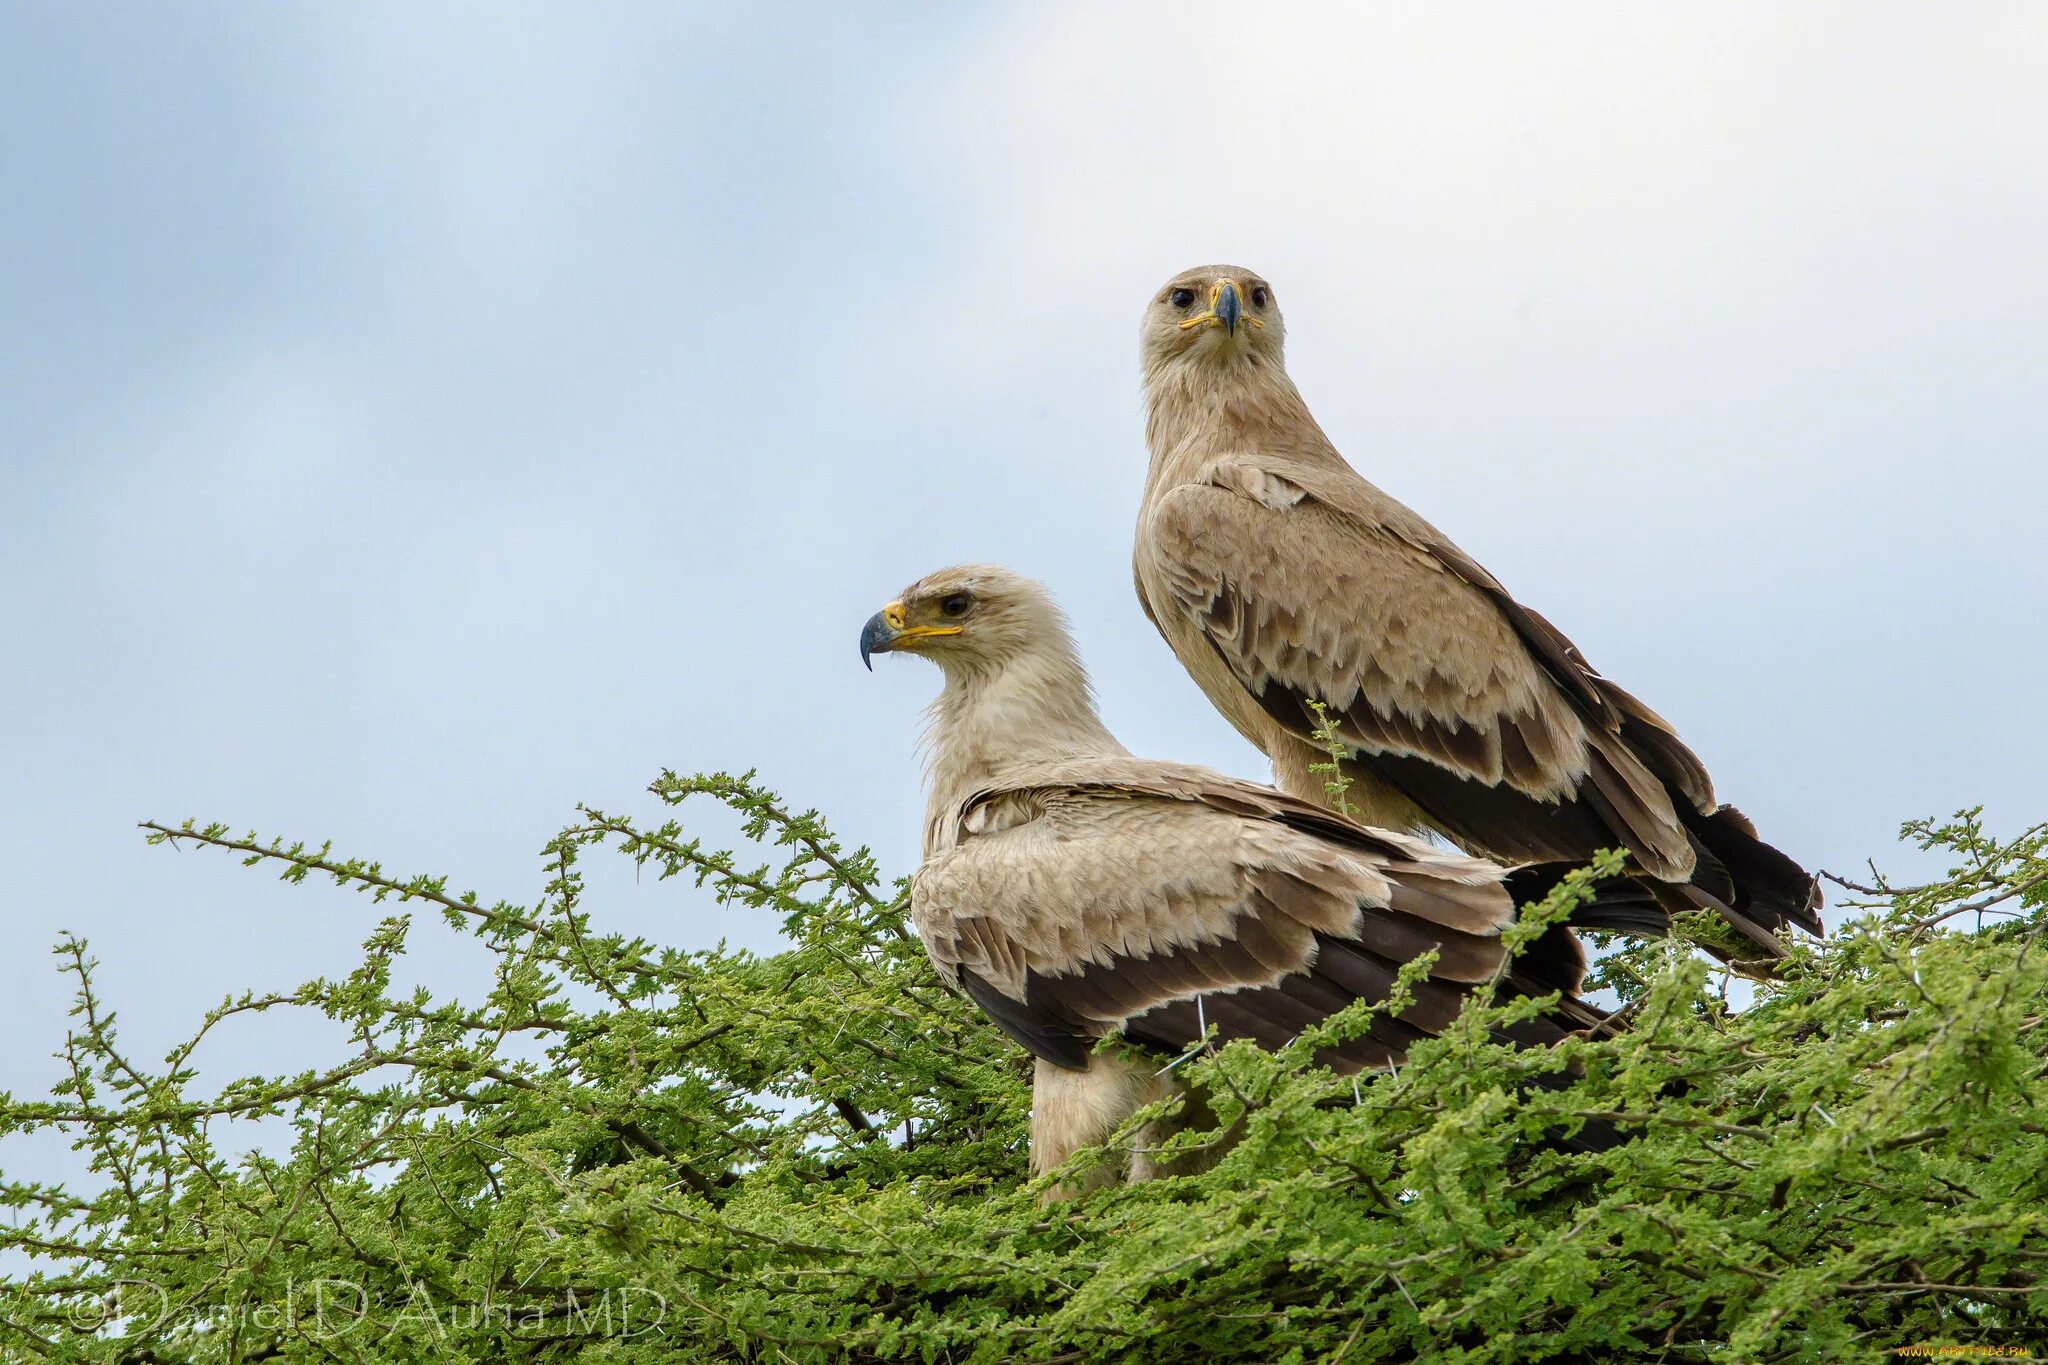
xmin=859 ymin=611 xmax=897 ymax=671
xmin=858 ymin=599 xmax=962 ymax=671
xmin=1214 ymin=280 xmax=1241 ymax=336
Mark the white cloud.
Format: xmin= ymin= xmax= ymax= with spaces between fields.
xmin=904 ymin=3 xmax=2048 ymax=425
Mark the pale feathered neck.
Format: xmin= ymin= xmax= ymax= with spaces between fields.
xmin=1142 ymin=347 xmax=1331 ymax=481
xmin=920 ymin=636 xmax=1125 ymax=853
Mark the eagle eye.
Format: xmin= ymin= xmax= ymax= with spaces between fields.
xmin=939 ymin=593 xmax=973 ymax=618
xmin=1169 ymin=287 xmax=1195 ymax=309
xmin=1250 ymin=286 xmax=1270 ymax=307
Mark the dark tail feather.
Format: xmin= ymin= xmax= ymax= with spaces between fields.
xmin=1509 ymin=818 xmax=1819 ymax=968
xmin=1504 ymin=863 xmax=1669 ymax=936
xmin=1684 ymin=804 xmax=1823 ymax=938
xmin=1521 ymin=1062 xmax=1628 ymax=1153
xmin=1499 ymin=860 xmax=1670 ymax=993
xmin=1488 ymin=1009 xmax=1628 ymax=1152
xmin=1492 ymin=865 xmax=1690 ymax=1153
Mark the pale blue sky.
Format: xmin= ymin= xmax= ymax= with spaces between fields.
xmin=4 ymin=5 xmax=2045 ymax=1173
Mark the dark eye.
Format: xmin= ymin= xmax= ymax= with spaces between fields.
xmin=1169 ymin=287 xmax=1195 ymax=308
xmin=1250 ymin=286 xmax=1269 ymax=308
xmin=939 ymin=593 xmax=972 ymax=618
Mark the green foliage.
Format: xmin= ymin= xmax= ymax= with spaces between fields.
xmin=1304 ymin=698 xmax=1360 ymax=821
xmin=3 ymin=780 xmax=2045 ymax=1362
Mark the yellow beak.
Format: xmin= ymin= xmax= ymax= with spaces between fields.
xmin=1178 ymin=279 xmax=1264 ymax=336
xmin=859 ymin=600 xmax=962 ymax=669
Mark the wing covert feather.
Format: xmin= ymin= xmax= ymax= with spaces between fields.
xmin=910 ymin=770 xmax=1568 ymax=1072
xmin=1141 ymin=473 xmax=1702 ymax=879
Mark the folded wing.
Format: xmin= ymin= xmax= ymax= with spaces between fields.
xmin=1138 ymin=457 xmax=1820 ymax=948
xmin=913 ymin=758 xmax=1597 ymax=1074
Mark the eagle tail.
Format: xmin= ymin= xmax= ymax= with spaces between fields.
xmin=1683 ymin=804 xmax=1823 ymax=939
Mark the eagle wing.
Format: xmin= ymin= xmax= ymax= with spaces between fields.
xmin=1136 ymin=455 xmax=1820 ymax=943
xmin=911 ymin=755 xmax=1593 ymax=1073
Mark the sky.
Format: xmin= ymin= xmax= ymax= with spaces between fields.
xmin=4 ymin=4 xmax=2046 ymax=1182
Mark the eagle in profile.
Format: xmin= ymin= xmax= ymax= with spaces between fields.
xmin=862 ymin=564 xmax=1650 ymax=1196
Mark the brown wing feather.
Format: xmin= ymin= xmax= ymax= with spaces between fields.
xmin=1140 ymin=465 xmax=1820 ymax=940
xmin=1145 ymin=480 xmax=1613 ymax=808
xmin=913 ymin=770 xmax=1597 ymax=1074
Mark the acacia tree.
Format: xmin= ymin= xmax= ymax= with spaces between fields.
xmin=2 ymin=771 xmax=2044 ymax=1362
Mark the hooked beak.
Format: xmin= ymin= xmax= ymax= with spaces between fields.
xmin=1214 ymin=280 xmax=1241 ymax=336
xmin=1177 ymin=279 xmax=1261 ymax=338
xmin=859 ymin=599 xmax=961 ymax=670
xmin=859 ymin=610 xmax=897 ymax=671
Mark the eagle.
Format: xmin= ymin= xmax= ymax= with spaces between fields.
xmin=1133 ymin=266 xmax=1821 ymax=961
xmin=861 ymin=564 xmax=1649 ymax=1196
